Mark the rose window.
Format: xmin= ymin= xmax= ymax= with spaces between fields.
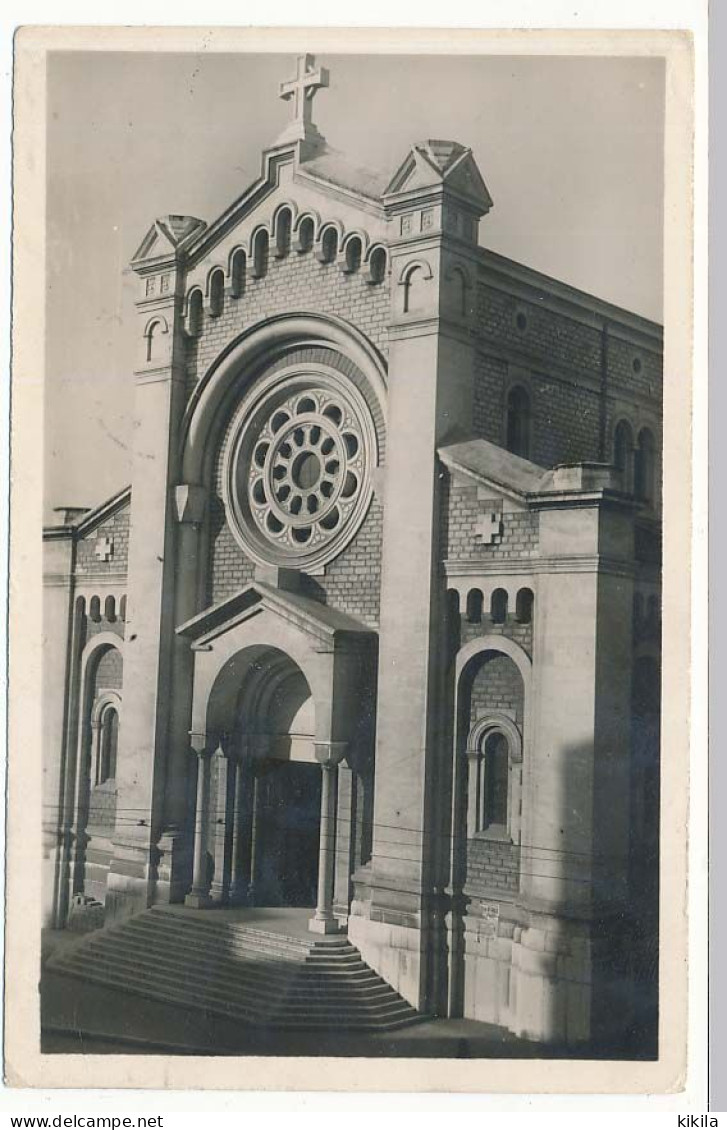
xmin=224 ymin=373 xmax=376 ymax=572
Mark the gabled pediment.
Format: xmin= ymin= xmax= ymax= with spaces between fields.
xmin=131 ymin=214 xmax=207 ymax=266
xmin=385 ymin=140 xmax=493 ymax=214
xmin=177 ymin=581 xmax=374 ymax=650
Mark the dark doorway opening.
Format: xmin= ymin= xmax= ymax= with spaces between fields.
xmin=259 ymin=761 xmax=322 ymax=907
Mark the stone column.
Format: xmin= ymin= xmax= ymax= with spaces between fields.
xmin=185 ymin=735 xmax=214 ymax=908
xmin=208 ymin=742 xmax=232 ymax=904
xmin=247 ymin=766 xmax=263 ymax=906
xmin=333 ymin=761 xmax=356 ymax=924
xmin=229 ymin=753 xmax=253 ymax=905
xmin=309 ymin=741 xmax=347 ymax=935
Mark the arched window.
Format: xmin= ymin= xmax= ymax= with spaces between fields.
xmin=296 ymin=216 xmax=315 ymax=253
xmin=98 ymin=706 xmax=119 ymax=784
xmin=506 ymin=386 xmax=531 ymax=458
xmin=482 ymin=731 xmax=509 ymax=831
xmin=186 ymin=289 xmax=203 ymax=338
xmin=252 ymin=229 xmax=269 ymax=278
xmin=490 ymin=588 xmax=508 ymax=624
xmin=230 ymin=249 xmax=246 ymax=298
xmin=104 ymin=595 xmax=116 ymax=623
xmin=344 ymin=236 xmax=362 ymax=274
xmin=515 ymin=587 xmax=534 ymax=624
xmin=368 ymin=246 xmax=387 ymax=285
xmin=634 ymin=428 xmax=656 ymax=504
xmin=614 ymin=420 xmax=634 ymax=489
xmin=208 ymin=269 xmax=224 ymax=317
xmin=89 ymin=596 xmax=101 ymax=623
xmin=119 ymin=595 xmax=127 ymax=622
xmin=319 ymin=227 xmax=338 ymax=264
xmin=466 ymin=588 xmax=483 ymax=624
xmin=403 ymin=264 xmax=428 ymax=314
xmin=275 ymin=208 xmax=292 ymax=258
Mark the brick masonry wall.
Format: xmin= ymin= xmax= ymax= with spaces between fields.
xmin=466 ymin=837 xmax=521 ymax=897
xmin=465 ymin=651 xmax=524 ymax=729
xmin=186 ymin=247 xmax=390 ymax=401
xmin=441 ymin=477 xmax=539 ymax=562
xmin=201 ymin=300 xmax=388 ymax=623
xmin=474 ymin=279 xmax=662 ymax=469
xmin=460 ymin=615 xmax=533 ymax=662
xmin=74 ymin=505 xmax=130 ymax=577
xmin=94 ymin=646 xmax=123 ymax=691
xmin=473 ymin=354 xmax=507 ymax=444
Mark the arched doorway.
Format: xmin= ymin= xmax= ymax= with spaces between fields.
xmin=180 ymin=583 xmax=377 ymax=931
xmin=235 ymin=650 xmax=321 ymax=908
xmin=199 ymin=644 xmax=326 ymax=912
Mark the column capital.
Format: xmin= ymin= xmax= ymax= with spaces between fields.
xmin=189 ymin=731 xmax=214 ymax=756
xmin=314 ymin=740 xmax=347 ymax=768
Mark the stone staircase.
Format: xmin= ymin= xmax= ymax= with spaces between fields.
xmin=46 ymin=907 xmax=423 ymax=1032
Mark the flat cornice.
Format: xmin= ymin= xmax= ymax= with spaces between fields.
xmin=477 ymin=247 xmax=663 ymax=347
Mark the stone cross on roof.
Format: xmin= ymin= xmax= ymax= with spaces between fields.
xmin=277 ymin=53 xmax=329 ymax=145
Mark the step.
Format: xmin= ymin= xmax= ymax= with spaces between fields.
xmin=52 ymin=963 xmax=421 ymax=1031
xmin=49 ymin=910 xmax=426 ymax=1032
xmin=51 ymin=947 xmax=410 ymax=1016
xmin=53 ymin=957 xmax=411 ymax=1021
xmin=125 ymin=919 xmax=313 ymax=961
xmin=148 ymin=912 xmax=320 ymax=950
xmin=97 ymin=924 xmax=312 ymax=967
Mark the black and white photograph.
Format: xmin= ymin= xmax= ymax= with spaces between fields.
xmin=6 ymin=25 xmax=698 ymax=1093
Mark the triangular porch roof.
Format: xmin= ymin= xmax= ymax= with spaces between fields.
xmin=177 ymin=581 xmax=375 ymax=650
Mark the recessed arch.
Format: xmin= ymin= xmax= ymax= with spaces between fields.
xmin=342 ymin=234 xmax=363 ymax=274
xmin=178 ymin=312 xmax=388 ymax=486
xmin=228 ymin=247 xmax=247 ymax=298
xmin=251 ymin=227 xmax=270 ymax=278
xmin=143 ymin=315 xmax=168 ymax=363
xmin=273 ymin=204 xmax=294 ymax=258
xmin=317 ymin=223 xmax=342 ymax=264
xmin=294 ymin=213 xmax=317 ymax=253
xmin=185 ymin=288 xmax=204 ymax=338
xmin=366 ymin=245 xmax=388 ymax=285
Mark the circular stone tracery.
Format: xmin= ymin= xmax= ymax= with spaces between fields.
xmin=225 ymin=370 xmax=376 ymax=571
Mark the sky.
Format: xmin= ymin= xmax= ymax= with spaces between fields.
xmin=45 ymin=50 xmax=665 ymax=515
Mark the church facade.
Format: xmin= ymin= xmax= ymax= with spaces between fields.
xmin=42 ymin=55 xmax=663 ymax=1047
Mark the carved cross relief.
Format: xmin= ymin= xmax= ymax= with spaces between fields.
xmin=474 ymin=500 xmax=504 ymax=546
xmin=95 ymin=535 xmax=114 ymax=562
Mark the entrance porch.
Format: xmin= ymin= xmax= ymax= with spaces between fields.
xmin=176 ymin=579 xmax=377 ymax=934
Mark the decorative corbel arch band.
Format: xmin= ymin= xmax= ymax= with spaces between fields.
xmin=272 ymin=200 xmax=300 ymax=238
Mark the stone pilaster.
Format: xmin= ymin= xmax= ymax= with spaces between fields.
xmin=105 ymin=224 xmax=196 ymax=921
xmin=510 ymin=466 xmax=637 ymax=1043
xmin=348 ymin=143 xmax=491 ymax=1009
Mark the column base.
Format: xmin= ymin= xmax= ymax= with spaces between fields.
xmin=185 ymin=891 xmax=213 ymax=909
xmin=308 ymin=915 xmax=343 ymax=935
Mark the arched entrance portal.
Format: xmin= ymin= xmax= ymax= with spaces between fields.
xmin=234 ymin=648 xmax=321 ymax=908
xmin=179 ymin=581 xmax=377 ymax=933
